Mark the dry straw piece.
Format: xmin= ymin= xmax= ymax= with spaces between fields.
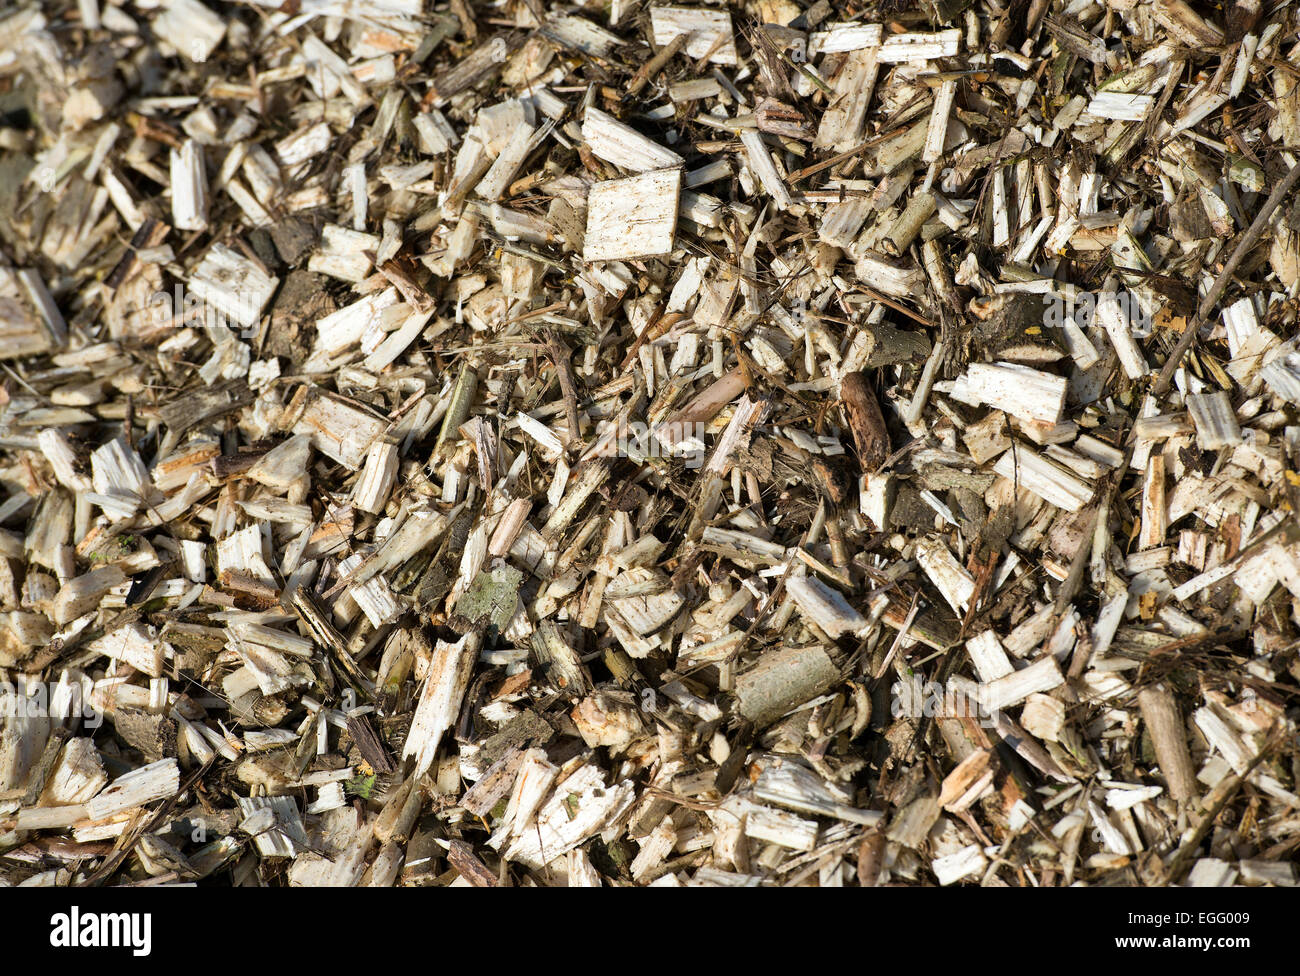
xmin=0 ymin=0 xmax=1299 ymax=889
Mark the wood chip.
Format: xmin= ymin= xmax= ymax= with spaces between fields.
xmin=2 ymin=0 xmax=1297 ymax=893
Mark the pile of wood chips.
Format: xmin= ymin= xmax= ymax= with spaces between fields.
xmin=3 ymin=0 xmax=1300 ymax=888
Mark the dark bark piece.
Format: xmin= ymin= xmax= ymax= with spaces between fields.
xmin=476 ymin=710 xmax=554 ymax=769
xmin=969 ymin=293 xmax=1065 ymax=364
xmin=446 ymin=839 xmax=501 ymax=886
xmin=461 ymin=746 xmax=525 ymax=817
xmin=839 ymin=370 xmax=890 ymax=473
xmin=346 ymin=712 xmax=397 ymax=774
xmin=157 ymin=379 xmax=254 ymax=435
xmin=429 ymin=32 xmax=521 ymax=102
xmin=270 ymin=218 xmax=319 ymax=266
xmin=268 ymin=270 xmax=336 ymax=361
xmin=113 ymin=709 xmax=178 ymax=763
xmin=865 ymin=323 xmax=932 ymax=368
xmin=21 ymin=728 xmax=72 ymax=806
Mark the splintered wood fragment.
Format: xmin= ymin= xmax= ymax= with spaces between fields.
xmin=582 ymin=107 xmax=685 ymax=173
xmin=853 ymin=252 xmax=924 ymax=298
xmin=1153 ymin=0 xmax=1224 ymax=45
xmin=1085 ymin=92 xmax=1153 ymax=122
xmin=976 ymin=657 xmax=1064 ymax=714
xmin=756 ymin=99 xmax=812 ymax=141
xmin=309 ymin=225 xmax=381 ymax=283
xmin=933 ymin=845 xmax=987 ymax=885
xmin=957 ymin=363 xmax=1066 ymax=426
xmin=821 ymin=198 xmax=872 ymax=248
xmin=170 ymin=138 xmax=208 ymax=232
xmin=916 ymin=537 xmax=976 ymax=613
xmin=189 ymin=243 xmax=278 ymax=331
xmin=40 ymin=738 xmax=108 ymax=807
xmin=572 ymin=691 xmax=645 ymax=748
xmin=966 ymin=630 xmax=1013 ymax=682
xmin=238 ymin=795 xmax=308 ymax=857
xmin=532 ymin=620 xmax=590 ymax=696
xmin=745 ymin=806 xmax=819 ymax=851
xmin=433 ymin=362 xmax=479 ymax=464
xmin=89 ymin=622 xmax=165 ymax=677
xmin=902 ymin=332 xmax=946 ymax=429
xmin=542 ymin=16 xmax=625 ymax=57
xmin=1095 ymin=291 xmax=1149 ymax=379
xmin=814 ymin=50 xmax=879 ymax=151
xmin=650 ymin=6 xmax=738 ymax=65
xmin=461 ymin=747 xmax=526 ymax=818
xmin=1139 ymin=454 xmax=1167 ymax=549
xmin=157 ymin=380 xmax=254 ymax=437
xmin=288 ymin=387 xmax=386 ymax=470
xmin=477 ymin=121 xmax=536 ymax=202
xmin=246 ymin=434 xmax=312 ymax=493
xmin=1186 ymin=392 xmax=1242 ymax=450
xmin=447 ymin=839 xmax=501 ymax=886
xmin=882 ymin=192 xmax=936 ymax=256
xmin=993 ymin=442 xmax=1093 ymax=512
xmin=155 ymin=0 xmax=226 ymax=64
xmin=291 ymin=588 xmax=373 ymax=697
xmin=784 ymin=576 xmax=866 ymax=638
xmin=1260 ymin=352 xmax=1300 ymax=403
xmin=963 ymin=411 xmax=1011 ymax=464
xmin=703 ymin=394 xmax=768 ymax=481
xmin=85 ymin=758 xmax=180 ymax=820
xmin=753 ymin=756 xmax=882 ymax=826
xmin=938 ymin=749 xmax=995 ymax=811
xmin=810 ymin=23 xmax=883 ymax=54
xmin=701 ymin=527 xmax=786 ymax=564
xmin=338 ymin=553 xmax=402 ymax=628
xmin=877 ymin=29 xmax=960 ymax=62
xmin=0 ymin=269 xmax=66 ymax=360
xmin=276 ymin=122 xmax=332 ymax=166
xmin=740 ymin=130 xmax=793 ymax=210
xmin=1132 ymin=413 xmax=1194 ymax=440
xmin=354 ymin=440 xmax=399 ymax=515
xmin=429 ymin=33 xmax=518 ymax=105
xmin=52 ymin=566 xmax=127 ymax=625
xmin=1137 ymin=683 xmax=1197 ymax=803
xmin=542 ymin=459 xmax=611 ymax=539
xmin=404 ymin=633 xmax=479 ymax=778
xmin=923 ymin=81 xmax=957 ymax=163
xmin=487 ymin=498 xmax=531 ymax=557
xmin=19 ymin=728 xmax=71 ymax=809
xmin=501 ymin=764 xmax=635 ymax=870
xmin=583 ymin=169 xmax=681 ymax=262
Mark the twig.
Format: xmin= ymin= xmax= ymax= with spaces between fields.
xmin=1153 ymin=159 xmax=1300 ymax=395
xmin=545 ymin=329 xmax=582 ymax=449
